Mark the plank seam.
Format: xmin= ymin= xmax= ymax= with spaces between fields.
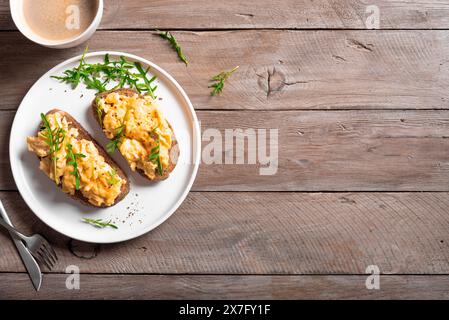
xmin=1 ymin=271 xmax=448 ymax=276
xmin=2 ymin=28 xmax=449 ymax=32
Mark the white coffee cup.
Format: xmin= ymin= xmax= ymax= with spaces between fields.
xmin=10 ymin=0 xmax=103 ymax=49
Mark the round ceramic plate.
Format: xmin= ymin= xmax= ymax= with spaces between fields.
xmin=9 ymin=51 xmax=201 ymax=243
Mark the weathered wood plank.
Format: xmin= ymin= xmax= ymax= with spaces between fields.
xmin=1 ymin=273 xmax=449 ymax=299
xmin=2 ymin=0 xmax=449 ymax=30
xmin=1 ymin=30 xmax=449 ymax=111
xmin=2 ymin=110 xmax=449 ymax=191
xmin=1 ymin=191 xmax=449 ymax=274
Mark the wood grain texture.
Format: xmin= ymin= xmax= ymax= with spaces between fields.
xmin=1 ymin=0 xmax=449 ymax=300
xmin=1 ymin=273 xmax=449 ymax=299
xmin=1 ymin=191 xmax=449 ymax=274
xmin=2 ymin=0 xmax=449 ymax=30
xmin=3 ymin=109 xmax=449 ymax=191
xmin=1 ymin=30 xmax=449 ymax=111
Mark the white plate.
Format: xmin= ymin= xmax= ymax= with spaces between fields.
xmin=9 ymin=51 xmax=201 ymax=243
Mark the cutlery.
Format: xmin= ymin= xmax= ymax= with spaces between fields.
xmin=0 ymin=200 xmax=42 ymax=290
xmin=0 ymin=200 xmax=56 ymax=291
xmin=0 ymin=208 xmax=58 ymax=270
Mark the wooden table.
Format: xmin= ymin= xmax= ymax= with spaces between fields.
xmin=2 ymin=0 xmax=449 ymax=299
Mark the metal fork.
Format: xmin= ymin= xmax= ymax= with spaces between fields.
xmin=0 ymin=215 xmax=58 ymax=270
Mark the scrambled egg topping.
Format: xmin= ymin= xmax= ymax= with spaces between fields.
xmin=98 ymin=92 xmax=173 ymax=180
xmin=27 ymin=112 xmax=125 ymax=207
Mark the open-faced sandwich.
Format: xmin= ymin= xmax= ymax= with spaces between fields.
xmin=26 ymin=109 xmax=130 ymax=208
xmin=93 ymin=88 xmax=179 ymax=181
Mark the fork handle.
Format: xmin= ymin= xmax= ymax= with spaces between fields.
xmin=0 ymin=200 xmax=27 ymax=241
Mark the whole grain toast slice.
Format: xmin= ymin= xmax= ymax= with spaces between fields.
xmin=35 ymin=109 xmax=130 ymax=208
xmin=92 ymin=89 xmax=179 ymax=181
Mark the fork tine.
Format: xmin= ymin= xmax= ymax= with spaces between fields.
xmin=44 ymin=248 xmax=56 ymax=266
xmin=42 ymin=246 xmax=56 ymax=268
xmin=40 ymin=242 xmax=56 ymax=265
xmin=38 ymin=248 xmax=54 ymax=269
xmin=37 ymin=247 xmax=54 ymax=270
xmin=43 ymin=241 xmax=58 ymax=262
xmin=36 ymin=250 xmax=53 ymax=270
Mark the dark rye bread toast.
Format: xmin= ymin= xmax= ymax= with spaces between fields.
xmin=92 ymin=89 xmax=179 ymax=181
xmin=35 ymin=109 xmax=130 ymax=208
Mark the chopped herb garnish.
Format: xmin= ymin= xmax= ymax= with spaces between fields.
xmin=39 ymin=113 xmax=65 ymax=184
xmin=51 ymin=46 xmax=88 ymax=89
xmin=134 ymin=62 xmax=158 ymax=95
xmin=84 ymin=75 xmax=107 ymax=92
xmin=51 ymin=47 xmax=157 ymax=98
xmin=65 ymin=143 xmax=86 ymax=190
xmin=82 ymin=218 xmax=118 ymax=229
xmin=157 ymin=30 xmax=188 ymax=66
xmin=106 ymin=168 xmax=119 ymax=185
xmin=208 ymin=66 xmax=239 ymax=96
xmin=106 ymin=125 xmax=125 ymax=153
xmin=148 ymin=138 xmax=163 ymax=175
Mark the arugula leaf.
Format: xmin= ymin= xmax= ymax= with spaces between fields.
xmin=209 ymin=66 xmax=239 ymax=96
xmin=51 ymin=46 xmax=88 ymax=89
xmin=84 ymin=75 xmax=107 ymax=92
xmin=106 ymin=168 xmax=119 ymax=185
xmin=104 ymin=53 xmax=110 ymax=64
xmin=82 ymin=218 xmax=118 ymax=229
xmin=39 ymin=113 xmax=65 ymax=184
xmin=148 ymin=138 xmax=163 ymax=175
xmin=65 ymin=143 xmax=86 ymax=190
xmin=51 ymin=48 xmax=158 ymax=96
xmin=134 ymin=62 xmax=157 ymax=98
xmin=106 ymin=125 xmax=125 ymax=153
xmin=157 ymin=30 xmax=188 ymax=66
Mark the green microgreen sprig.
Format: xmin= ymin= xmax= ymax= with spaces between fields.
xmin=208 ymin=66 xmax=239 ymax=96
xmin=157 ymin=31 xmax=188 ymax=66
xmin=148 ymin=138 xmax=163 ymax=176
xmin=39 ymin=113 xmax=66 ymax=184
xmin=134 ymin=62 xmax=158 ymax=95
xmin=65 ymin=143 xmax=86 ymax=190
xmin=106 ymin=168 xmax=119 ymax=186
xmin=51 ymin=48 xmax=157 ymax=98
xmin=106 ymin=125 xmax=125 ymax=153
xmin=82 ymin=218 xmax=118 ymax=229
